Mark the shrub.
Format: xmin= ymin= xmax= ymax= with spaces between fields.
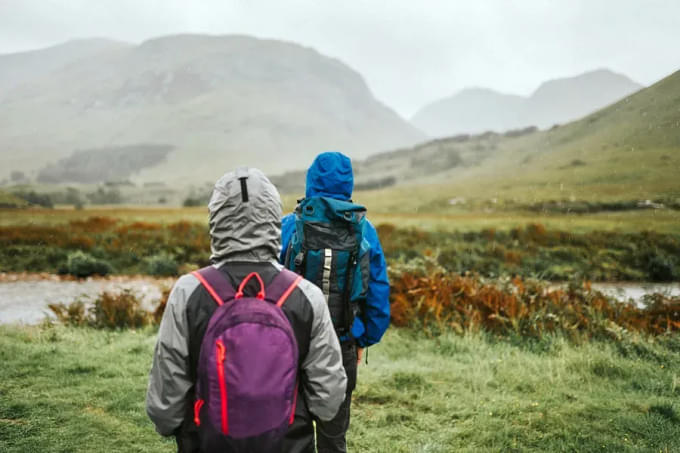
xmin=389 ymin=266 xmax=680 ymax=339
xmin=66 ymin=251 xmax=113 ymax=277
xmin=182 ymin=196 xmax=204 ymax=207
xmin=48 ymin=290 xmax=152 ymax=329
xmin=47 ymin=300 xmax=88 ymax=326
xmin=644 ymin=252 xmax=677 ymax=281
xmin=146 ymin=253 xmax=179 ymax=276
xmin=90 ymin=290 xmax=150 ymax=328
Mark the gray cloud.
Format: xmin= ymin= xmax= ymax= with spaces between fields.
xmin=0 ymin=0 xmax=678 ymax=117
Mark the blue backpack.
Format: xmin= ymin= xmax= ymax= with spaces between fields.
xmin=284 ymin=196 xmax=368 ymax=336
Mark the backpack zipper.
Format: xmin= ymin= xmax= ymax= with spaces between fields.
xmin=216 ymin=340 xmax=228 ymax=434
xmin=289 ymin=380 xmax=299 ymax=425
xmin=193 ymin=399 xmax=204 ymax=426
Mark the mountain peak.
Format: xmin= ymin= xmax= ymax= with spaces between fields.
xmin=531 ymin=68 xmax=641 ymax=98
xmin=412 ymin=68 xmax=644 ymax=137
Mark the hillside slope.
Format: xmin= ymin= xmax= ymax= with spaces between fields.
xmin=349 ymin=70 xmax=680 ymax=212
xmin=0 ymin=34 xmax=424 ymax=184
xmin=0 ymin=191 xmax=28 ymax=208
xmin=0 ymin=39 xmax=130 ymax=95
xmin=412 ymin=69 xmax=642 ymax=137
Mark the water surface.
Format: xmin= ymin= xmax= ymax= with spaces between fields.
xmin=0 ymin=274 xmax=173 ymax=324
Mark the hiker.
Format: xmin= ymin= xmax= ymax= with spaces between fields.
xmin=280 ymin=152 xmax=390 ymax=452
xmin=147 ymin=168 xmax=347 ymax=453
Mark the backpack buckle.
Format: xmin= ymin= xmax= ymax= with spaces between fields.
xmin=294 ymin=252 xmax=305 ymax=268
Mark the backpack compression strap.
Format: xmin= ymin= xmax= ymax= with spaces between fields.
xmin=192 ymin=266 xmax=236 ymax=306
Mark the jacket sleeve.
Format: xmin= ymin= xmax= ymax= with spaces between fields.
xmin=297 ymin=279 xmax=348 ymax=421
xmin=146 ymin=274 xmax=197 ymax=436
xmin=356 ymin=220 xmax=390 ymax=348
xmin=279 ymin=213 xmax=295 ymax=264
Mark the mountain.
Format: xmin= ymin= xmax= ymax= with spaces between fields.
xmin=0 ymin=34 xmax=424 ymax=184
xmin=411 ymin=69 xmax=643 ymax=137
xmin=313 ymin=69 xmax=679 ymax=212
xmin=0 ymin=38 xmax=130 ymax=95
xmin=408 ymin=88 xmax=526 ymax=139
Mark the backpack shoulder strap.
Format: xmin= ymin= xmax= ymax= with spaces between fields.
xmin=266 ymin=268 xmax=303 ymax=308
xmin=191 ymin=266 xmax=236 ymax=306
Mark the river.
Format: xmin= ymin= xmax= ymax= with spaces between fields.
xmin=0 ymin=273 xmax=173 ymax=325
xmin=0 ymin=274 xmax=678 ymax=325
xmin=591 ymin=282 xmax=680 ymax=307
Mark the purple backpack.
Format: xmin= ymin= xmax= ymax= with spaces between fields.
xmin=191 ymin=266 xmax=302 ymax=452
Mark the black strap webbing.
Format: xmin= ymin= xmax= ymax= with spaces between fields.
xmin=239 ymin=177 xmax=249 ymax=202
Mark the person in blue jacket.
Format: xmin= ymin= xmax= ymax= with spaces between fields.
xmin=280 ymin=151 xmax=390 ymax=453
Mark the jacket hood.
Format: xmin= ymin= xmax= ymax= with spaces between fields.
xmin=305 ymin=152 xmax=354 ymax=200
xmin=208 ymin=167 xmax=282 ymax=263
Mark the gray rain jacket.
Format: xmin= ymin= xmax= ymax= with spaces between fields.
xmin=146 ymin=168 xmax=347 ymax=450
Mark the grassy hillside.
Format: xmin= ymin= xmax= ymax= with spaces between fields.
xmin=0 ymin=191 xmax=28 ymax=208
xmin=346 ymin=70 xmax=680 ymax=213
xmin=1 ymin=325 xmax=679 ymax=452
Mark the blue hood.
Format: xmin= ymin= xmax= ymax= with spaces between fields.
xmin=305 ymin=152 xmax=354 ymax=200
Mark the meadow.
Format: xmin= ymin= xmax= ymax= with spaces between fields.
xmin=1 ymin=207 xmax=678 ymax=281
xmin=1 ymin=205 xmax=679 ymax=452
xmin=1 ymin=325 xmax=680 ymax=453
xmin=2 ymin=202 xmax=680 ymax=232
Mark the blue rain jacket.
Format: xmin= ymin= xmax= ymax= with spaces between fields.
xmin=280 ymin=152 xmax=390 ymax=347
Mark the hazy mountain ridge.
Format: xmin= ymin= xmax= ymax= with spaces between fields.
xmin=0 ymin=34 xmax=424 ymax=184
xmin=0 ymin=38 xmax=130 ymax=96
xmin=344 ymin=69 xmax=679 ymax=210
xmin=412 ymin=69 xmax=643 ymax=137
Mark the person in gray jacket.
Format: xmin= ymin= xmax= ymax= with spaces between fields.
xmin=146 ymin=167 xmax=347 ymax=453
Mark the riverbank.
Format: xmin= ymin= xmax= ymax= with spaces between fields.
xmin=1 ymin=272 xmax=678 ymax=327
xmin=1 ymin=325 xmax=678 ymax=452
xmin=0 ymin=273 xmax=172 ymax=324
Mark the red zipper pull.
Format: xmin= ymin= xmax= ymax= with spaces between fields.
xmin=194 ymin=399 xmax=204 ymax=426
xmin=216 ymin=341 xmax=226 ymax=364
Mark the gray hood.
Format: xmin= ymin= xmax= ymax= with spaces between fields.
xmin=208 ymin=167 xmax=282 ymax=263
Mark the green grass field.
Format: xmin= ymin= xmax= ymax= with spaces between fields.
xmin=2 ymin=206 xmax=679 ymax=234
xmin=1 ymin=325 xmax=679 ymax=452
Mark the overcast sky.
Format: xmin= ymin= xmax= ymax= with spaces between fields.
xmin=1 ymin=0 xmax=678 ymax=117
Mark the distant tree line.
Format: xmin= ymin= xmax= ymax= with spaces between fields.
xmin=37 ymin=144 xmax=173 ymax=184
xmin=11 ymin=186 xmax=124 ymax=208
